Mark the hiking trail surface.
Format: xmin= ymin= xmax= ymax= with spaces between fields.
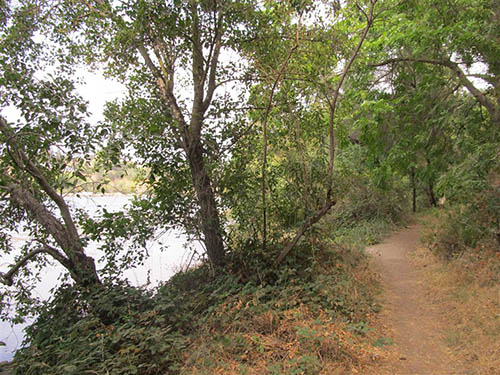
xmin=367 ymin=224 xmax=468 ymax=375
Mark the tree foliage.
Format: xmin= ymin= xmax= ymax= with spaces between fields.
xmin=0 ymin=1 xmax=104 ymax=322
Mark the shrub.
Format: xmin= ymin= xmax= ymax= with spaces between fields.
xmin=425 ymin=185 xmax=500 ymax=258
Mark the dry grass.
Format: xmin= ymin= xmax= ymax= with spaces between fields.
xmin=410 ymin=235 xmax=500 ymax=375
xmin=180 ymin=259 xmax=388 ymax=375
xmin=182 ymin=307 xmax=387 ymax=375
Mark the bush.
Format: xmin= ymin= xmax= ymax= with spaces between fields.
xmin=424 ymin=185 xmax=500 ymax=258
xmin=14 ymin=283 xmax=186 ymax=375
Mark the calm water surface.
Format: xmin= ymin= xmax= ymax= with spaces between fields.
xmin=0 ymin=194 xmax=196 ymax=361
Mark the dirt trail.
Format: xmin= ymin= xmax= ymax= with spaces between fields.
xmin=366 ymin=225 xmax=465 ymax=375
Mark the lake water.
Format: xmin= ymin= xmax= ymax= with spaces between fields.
xmin=0 ymin=194 xmax=198 ymax=362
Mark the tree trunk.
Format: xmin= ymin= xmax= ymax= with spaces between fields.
xmin=1 ymin=116 xmax=101 ymax=289
xmin=7 ymin=182 xmax=101 ymax=288
xmin=429 ymin=182 xmax=437 ymax=207
xmin=410 ymin=167 xmax=416 ymax=213
xmin=275 ymin=199 xmax=335 ymax=265
xmin=497 ymin=226 xmax=500 ymax=252
xmin=428 ymin=180 xmax=437 ymax=207
xmin=185 ymin=137 xmax=225 ymax=270
xmin=68 ymin=251 xmax=101 ymax=288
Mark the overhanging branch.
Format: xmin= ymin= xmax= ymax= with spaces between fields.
xmin=369 ymin=57 xmax=498 ymax=123
xmin=0 ymin=245 xmax=70 ymax=286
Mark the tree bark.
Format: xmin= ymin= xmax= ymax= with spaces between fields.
xmin=184 ymin=136 xmax=225 ymax=269
xmin=5 ymin=181 xmax=100 ymax=288
xmin=410 ymin=167 xmax=416 ymax=213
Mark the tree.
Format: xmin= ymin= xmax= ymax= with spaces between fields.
xmin=355 ymin=62 xmax=465 ymax=210
xmin=0 ymin=2 xmax=102 ymax=319
xmin=52 ymin=0 xmax=269 ymax=271
xmin=354 ymin=0 xmax=500 ymax=212
xmin=257 ymin=0 xmax=379 ymax=264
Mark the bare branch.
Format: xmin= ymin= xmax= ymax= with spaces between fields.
xmin=368 ymin=64 xmax=396 ymax=90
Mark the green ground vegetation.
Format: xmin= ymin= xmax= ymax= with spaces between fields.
xmin=12 ymin=195 xmax=401 ymax=374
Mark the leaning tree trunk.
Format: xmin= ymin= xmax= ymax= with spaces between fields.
xmin=6 ymin=181 xmax=101 ymax=288
xmin=0 ymin=116 xmax=101 ymax=289
xmin=185 ymin=136 xmax=225 ymax=269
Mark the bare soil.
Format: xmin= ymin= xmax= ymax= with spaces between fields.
xmin=366 ymin=225 xmax=468 ymax=375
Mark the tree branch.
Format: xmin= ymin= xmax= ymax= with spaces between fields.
xmin=0 ymin=117 xmax=80 ymax=243
xmin=325 ymin=0 xmax=377 ymax=201
xmin=274 ymin=0 xmax=377 ymax=265
xmin=369 ymin=57 xmax=498 ymax=123
xmin=275 ymin=199 xmax=336 ymax=265
xmin=260 ymin=18 xmax=302 ymax=251
xmin=137 ymin=44 xmax=162 ymax=78
xmin=136 ymin=43 xmax=187 ymax=138
xmin=202 ymin=11 xmax=224 ymax=113
xmin=0 ymin=245 xmax=70 ymax=286
xmin=4 ymin=179 xmax=71 ymax=248
xmin=190 ymin=0 xmax=205 ymax=137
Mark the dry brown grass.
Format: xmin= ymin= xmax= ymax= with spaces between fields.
xmin=182 ymin=306 xmax=387 ymax=374
xmin=410 ymin=235 xmax=500 ymax=375
xmin=180 ymin=258 xmax=388 ymax=375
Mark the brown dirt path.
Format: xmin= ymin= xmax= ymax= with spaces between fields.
xmin=366 ymin=225 xmax=467 ymax=375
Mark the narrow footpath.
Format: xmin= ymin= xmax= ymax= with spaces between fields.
xmin=366 ymin=225 xmax=466 ymax=375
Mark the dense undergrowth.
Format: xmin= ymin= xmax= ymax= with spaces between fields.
xmin=423 ymin=184 xmax=499 ymax=258
xmin=8 ymin=201 xmax=402 ymax=375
